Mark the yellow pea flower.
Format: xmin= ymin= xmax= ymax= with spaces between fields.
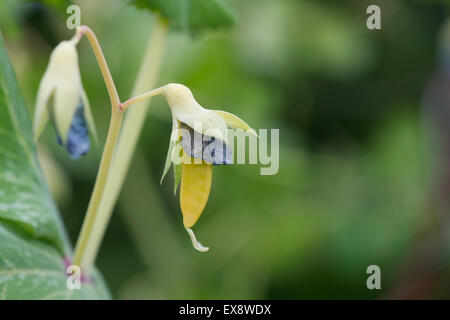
xmin=33 ymin=39 xmax=96 ymax=158
xmin=158 ymin=84 xmax=256 ymax=252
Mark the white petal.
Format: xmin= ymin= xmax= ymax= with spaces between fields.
xmin=212 ymin=110 xmax=258 ymax=137
xmin=178 ymin=110 xmax=228 ymax=143
xmin=186 ymin=228 xmax=209 ymax=252
xmin=161 ymin=84 xmax=229 ymax=142
xmin=53 ymin=81 xmax=81 ymax=143
xmin=33 ymin=78 xmax=55 ymax=141
xmin=45 ymin=41 xmax=82 ymax=143
xmin=162 ymin=84 xmax=204 ymax=119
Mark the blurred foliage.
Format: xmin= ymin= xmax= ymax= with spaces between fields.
xmin=126 ymin=0 xmax=235 ymax=33
xmin=0 ymin=0 xmax=449 ymax=299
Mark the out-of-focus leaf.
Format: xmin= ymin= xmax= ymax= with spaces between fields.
xmin=0 ymin=34 xmax=64 ymax=250
xmin=0 ymin=32 xmax=109 ymax=299
xmin=31 ymin=0 xmax=71 ymax=12
xmin=127 ymin=0 xmax=235 ymax=32
xmin=0 ymin=223 xmax=110 ymax=299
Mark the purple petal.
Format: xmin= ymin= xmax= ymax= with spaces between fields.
xmin=179 ymin=122 xmax=232 ymax=165
xmin=55 ymin=101 xmax=90 ymax=159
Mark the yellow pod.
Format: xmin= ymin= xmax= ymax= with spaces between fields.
xmin=180 ymin=159 xmax=213 ymax=228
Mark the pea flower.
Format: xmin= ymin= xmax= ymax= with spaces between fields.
xmin=159 ymin=84 xmax=257 ymax=252
xmin=33 ymin=39 xmax=96 ymax=159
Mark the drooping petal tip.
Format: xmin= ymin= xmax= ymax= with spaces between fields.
xmin=212 ymin=110 xmax=257 ymax=137
xmin=247 ymin=128 xmax=259 ymax=138
xmin=186 ymin=228 xmax=209 ymax=252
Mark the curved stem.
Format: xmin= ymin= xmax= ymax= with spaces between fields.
xmin=74 ymin=15 xmax=168 ymax=271
xmin=72 ymin=26 xmax=123 ymax=270
xmin=77 ymin=25 xmax=120 ymax=108
xmin=119 ymin=86 xmax=165 ymax=111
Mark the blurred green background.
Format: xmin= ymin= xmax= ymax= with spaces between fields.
xmin=1 ymin=0 xmax=449 ymax=299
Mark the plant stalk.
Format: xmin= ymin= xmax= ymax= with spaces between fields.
xmin=74 ymin=15 xmax=169 ymax=270
xmin=72 ymin=26 xmax=122 ymax=269
xmin=77 ymin=26 xmax=120 ymax=106
xmin=119 ymin=86 xmax=165 ymax=111
xmin=73 ymin=109 xmax=123 ymax=268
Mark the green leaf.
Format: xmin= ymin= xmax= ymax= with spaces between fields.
xmin=0 ymin=223 xmax=110 ymax=299
xmin=127 ymin=0 xmax=235 ymax=33
xmin=0 ymin=32 xmax=110 ymax=299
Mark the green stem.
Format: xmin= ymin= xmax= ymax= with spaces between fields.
xmin=119 ymin=86 xmax=165 ymax=111
xmin=73 ymin=109 xmax=123 ymax=268
xmin=72 ymin=25 xmax=123 ymax=269
xmin=75 ymin=15 xmax=169 ymax=270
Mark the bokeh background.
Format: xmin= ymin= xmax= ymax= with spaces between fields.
xmin=1 ymin=0 xmax=449 ymax=299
